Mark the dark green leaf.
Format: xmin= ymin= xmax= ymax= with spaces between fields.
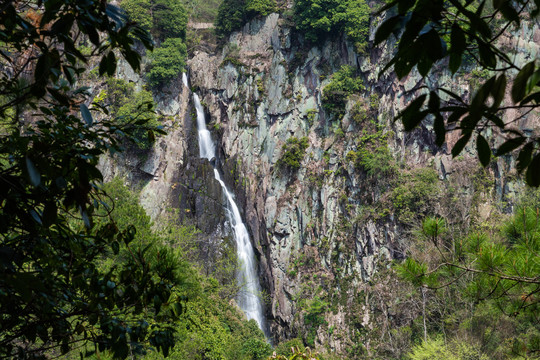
xmin=476 ymin=134 xmax=491 ymax=167
xmin=147 ymin=130 xmax=156 ymax=143
xmin=490 ymin=74 xmax=507 ymax=110
xmin=496 ymin=136 xmax=525 ymax=156
xmin=42 ymin=202 xmax=57 ymax=227
xmin=80 ymin=104 xmax=93 ymax=126
xmin=452 ymin=131 xmax=472 ymax=157
xmin=434 ymin=114 xmax=445 ymax=147
xmin=526 ymin=69 xmax=540 ymax=94
xmin=86 ymin=26 xmax=100 ymax=46
xmin=47 ymin=87 xmax=70 ymax=106
xmin=26 ymin=157 xmax=41 ymax=186
xmin=512 ymin=61 xmax=535 ymax=103
xmin=471 ymin=76 xmax=495 ymax=116
xmin=438 ymin=88 xmax=464 ymax=103
xmin=526 ymin=153 xmax=540 ymax=187
xmin=484 ymin=112 xmax=504 ymax=128
xmin=424 ymin=29 xmax=444 ymax=61
xmin=520 ymin=91 xmax=540 ymax=105
xmin=106 ymin=52 xmax=117 ymax=77
xmin=478 ymin=41 xmax=496 ymax=68
xmin=123 ymin=49 xmax=141 ymax=73
xmin=417 ymin=56 xmax=433 ymax=77
xmin=517 ymin=142 xmax=534 ymax=173
xmin=374 ymin=16 xmax=401 ymax=45
xmin=398 ymin=94 xmax=428 ymax=131
xmin=112 ymin=241 xmax=120 ymax=255
xmin=495 ymin=0 xmax=520 ymax=24
xmin=448 ymin=107 xmax=467 ymax=123
xmin=99 ymin=56 xmax=108 ymax=76
xmin=449 ymin=52 xmax=462 ymax=75
xmin=428 ymin=91 xmax=440 ymax=112
xmin=30 ymin=209 xmax=42 ymax=225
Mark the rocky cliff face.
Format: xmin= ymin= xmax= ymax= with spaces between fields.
xmin=185 ymin=12 xmax=539 ymax=353
xmin=99 ymin=10 xmax=539 ymax=357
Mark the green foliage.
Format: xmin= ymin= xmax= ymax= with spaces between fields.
xmin=294 ymin=0 xmax=370 ymax=53
xmin=391 ymin=168 xmax=440 ymax=224
xmin=375 ymin=0 xmax=540 ymax=186
xmin=322 ymin=65 xmax=364 ymax=119
xmin=276 ymin=136 xmax=309 ymax=172
xmin=300 ymin=297 xmax=328 ymax=348
xmin=245 ymin=0 xmax=277 ymax=17
xmin=399 ymin=205 xmax=540 ymax=357
xmin=67 ymin=180 xmax=270 ymax=360
xmin=0 ymin=1 xmax=181 ymax=357
xmin=273 ymin=338 xmax=306 ymax=357
xmin=346 ymin=124 xmax=396 ymax=181
xmin=120 ymin=0 xmax=153 ymax=31
xmin=407 ymin=338 xmax=489 ymax=360
xmin=268 ymin=346 xmax=320 ymax=360
xmin=215 ymin=0 xmax=245 ymax=36
xmin=182 ymin=0 xmax=222 ymax=22
xmin=215 ymin=0 xmax=276 ymax=37
xmin=102 ymin=78 xmax=160 ymax=149
xmin=121 ymin=0 xmax=188 ymax=40
xmin=422 ymin=217 xmax=447 ymax=239
xmin=153 ymin=0 xmax=189 ymax=39
xmin=147 ymin=37 xmax=187 ymax=87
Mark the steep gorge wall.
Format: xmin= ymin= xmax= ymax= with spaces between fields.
xmin=97 ymin=9 xmax=540 ymax=356
xmin=185 ymin=12 xmax=539 ymax=354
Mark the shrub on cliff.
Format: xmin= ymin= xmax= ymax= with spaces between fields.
xmin=215 ymin=0 xmax=276 ymax=38
xmin=99 ymin=78 xmax=160 ymax=149
xmin=276 ymin=136 xmax=309 ymax=173
xmin=147 ymin=37 xmax=187 ymax=87
xmin=322 ymin=65 xmax=365 ymax=119
xmin=294 ymin=0 xmax=370 ymax=53
xmin=121 ymin=0 xmax=188 ymax=40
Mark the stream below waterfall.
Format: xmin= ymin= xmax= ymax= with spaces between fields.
xmin=183 ymin=73 xmax=269 ymax=337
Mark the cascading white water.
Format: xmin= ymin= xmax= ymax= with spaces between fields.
xmin=186 ymin=77 xmax=267 ymax=334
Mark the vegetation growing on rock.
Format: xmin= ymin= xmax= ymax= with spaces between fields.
xmin=294 ymin=0 xmax=371 ymax=53
xmin=121 ymin=0 xmax=188 ymax=87
xmin=215 ymin=0 xmax=277 ymax=37
xmin=121 ymin=0 xmax=188 ymax=40
xmin=98 ymin=78 xmax=160 ymax=149
xmin=147 ymin=38 xmax=188 ymax=87
xmin=322 ymin=65 xmax=365 ymax=120
xmin=276 ymin=136 xmax=309 ymax=173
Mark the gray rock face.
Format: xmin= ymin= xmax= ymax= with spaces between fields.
xmin=185 ymin=13 xmax=539 ymax=351
xmin=98 ymin=69 xmax=230 ymax=240
xmin=102 ymin=10 xmax=539 ymax=355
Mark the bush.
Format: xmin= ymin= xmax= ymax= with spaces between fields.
xmin=147 ymin=37 xmax=187 ymax=87
xmin=121 ymin=0 xmax=188 ymax=40
xmin=294 ymin=0 xmax=370 ymax=53
xmin=391 ymin=168 xmax=440 ymax=224
xmin=407 ymin=338 xmax=489 ymax=360
xmin=276 ymin=136 xmax=309 ymax=172
xmin=215 ymin=0 xmax=276 ymax=37
xmin=322 ymin=65 xmax=364 ymax=119
xmin=100 ymin=78 xmax=159 ymax=149
xmin=121 ymin=0 xmax=153 ymax=32
xmin=153 ymin=0 xmax=188 ymax=39
xmin=302 ymin=296 xmax=328 ymax=347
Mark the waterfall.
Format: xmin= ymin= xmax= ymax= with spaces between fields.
xmin=185 ymin=76 xmax=268 ymax=336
